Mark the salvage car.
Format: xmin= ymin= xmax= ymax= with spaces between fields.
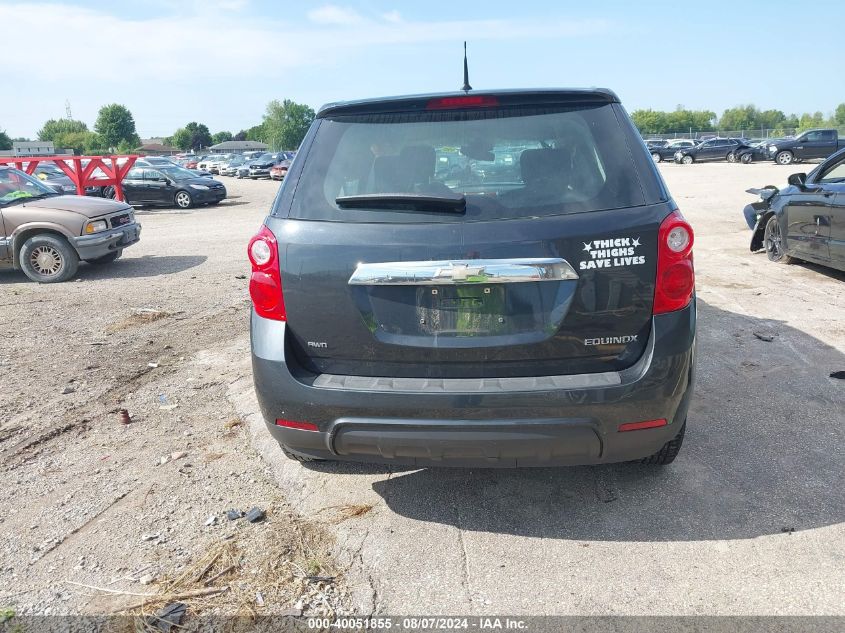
xmin=117 ymin=165 xmax=226 ymax=208
xmin=733 ymin=139 xmax=783 ymax=164
xmin=270 ymin=159 xmax=291 ymax=181
xmin=748 ymin=147 xmax=845 ymax=272
xmin=0 ymin=166 xmax=141 ymax=282
xmin=765 ymin=129 xmax=845 ymax=165
xmin=235 ymin=158 xmax=259 ymax=179
xmin=674 ymin=137 xmax=745 ymax=163
xmin=649 ymin=139 xmax=698 ymax=163
xmin=221 ymin=155 xmax=248 ymax=176
xmin=248 ymin=88 xmax=696 ymax=468
xmin=248 ymin=152 xmax=287 ymax=179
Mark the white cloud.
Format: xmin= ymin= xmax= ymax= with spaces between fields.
xmin=381 ymin=10 xmax=403 ymax=23
xmin=307 ymin=5 xmax=365 ymax=25
xmin=0 ymin=3 xmax=613 ymax=83
xmin=211 ymin=0 xmax=249 ymax=9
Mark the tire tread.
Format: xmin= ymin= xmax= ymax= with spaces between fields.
xmin=640 ymin=422 xmax=685 ymax=465
xmin=281 ymin=445 xmax=321 ymax=463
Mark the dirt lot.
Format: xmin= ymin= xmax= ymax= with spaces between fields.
xmin=1 ymin=163 xmax=843 ymax=620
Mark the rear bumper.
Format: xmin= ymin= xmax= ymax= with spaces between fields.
xmin=250 ymin=302 xmax=696 ymax=467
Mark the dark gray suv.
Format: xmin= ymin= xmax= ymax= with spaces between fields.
xmin=249 ymin=89 xmax=696 ymax=468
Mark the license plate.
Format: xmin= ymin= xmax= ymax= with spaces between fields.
xmin=419 ymin=286 xmax=507 ymax=335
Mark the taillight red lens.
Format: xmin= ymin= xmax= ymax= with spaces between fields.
xmin=426 ymin=95 xmax=499 ymax=110
xmin=275 ymin=419 xmax=318 ymax=431
xmin=618 ymin=419 xmax=667 ymax=432
xmin=247 ymin=225 xmax=286 ymax=321
xmin=653 ymin=211 xmax=695 ymax=315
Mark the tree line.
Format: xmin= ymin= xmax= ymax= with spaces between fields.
xmin=1 ymin=104 xmax=139 ymax=153
xmin=1 ymin=99 xmax=315 ymax=156
xmin=165 ymin=99 xmax=315 ymax=152
xmin=7 ymin=100 xmax=843 ymax=153
xmin=632 ymin=103 xmax=845 ymax=136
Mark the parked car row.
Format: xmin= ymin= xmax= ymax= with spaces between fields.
xmin=7 ymin=147 xmax=293 ymax=215
xmin=219 ymin=152 xmax=295 ymax=180
xmin=646 ymin=129 xmax=845 ymax=165
xmin=167 ymin=152 xmax=295 ymax=180
xmin=0 ymin=146 xmax=285 ymax=283
xmin=112 ymin=165 xmax=227 ymax=209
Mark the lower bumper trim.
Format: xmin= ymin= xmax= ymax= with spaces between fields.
xmin=331 ymin=417 xmax=601 ymax=463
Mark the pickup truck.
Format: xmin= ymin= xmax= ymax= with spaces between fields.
xmin=0 ymin=165 xmax=141 ymax=283
xmin=767 ymin=129 xmax=845 ymax=165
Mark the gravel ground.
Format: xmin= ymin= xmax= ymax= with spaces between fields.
xmin=0 ymin=183 xmax=350 ymax=618
xmin=1 ymin=163 xmax=843 ymax=620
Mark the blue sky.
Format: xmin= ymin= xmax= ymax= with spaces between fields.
xmin=3 ymin=0 xmax=843 ymax=139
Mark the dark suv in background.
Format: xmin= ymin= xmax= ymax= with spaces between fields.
xmin=674 ymin=137 xmax=745 ymax=163
xmin=248 ymin=89 xmax=696 ymax=468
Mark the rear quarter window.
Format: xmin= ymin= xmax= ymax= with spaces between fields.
xmin=288 ymin=104 xmax=646 ymax=223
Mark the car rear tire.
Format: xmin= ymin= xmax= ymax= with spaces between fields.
xmin=681 ymin=155 xmax=694 ymax=165
xmin=87 ymin=250 xmax=121 ymax=265
xmin=640 ymin=422 xmax=685 ymax=465
xmin=103 ymin=186 xmax=116 ymax=199
xmin=19 ymin=234 xmax=79 ymax=283
xmin=174 ymin=190 xmax=193 ymax=209
xmin=775 ymin=150 xmax=794 ymax=165
xmin=651 ymin=152 xmax=662 ymax=163
xmin=281 ymin=445 xmax=325 ymax=463
xmin=727 ymin=152 xmax=736 ymax=162
xmin=764 ymin=215 xmax=795 ymax=264
xmin=740 ymin=153 xmax=753 ymax=164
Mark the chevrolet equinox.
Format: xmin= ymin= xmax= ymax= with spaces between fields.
xmin=248 ymin=89 xmax=696 ymax=468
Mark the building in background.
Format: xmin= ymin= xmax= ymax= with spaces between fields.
xmin=208 ymin=140 xmax=268 ymax=154
xmin=135 ymin=139 xmax=180 ymax=156
xmin=0 ymin=141 xmax=72 ymax=157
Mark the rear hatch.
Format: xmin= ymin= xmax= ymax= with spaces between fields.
xmin=270 ymin=91 xmax=671 ymax=379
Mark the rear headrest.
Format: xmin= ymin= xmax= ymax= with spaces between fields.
xmin=400 ymin=145 xmax=436 ymax=185
xmin=520 ymin=148 xmax=570 ymax=185
xmin=373 ymin=146 xmax=437 ymax=192
xmin=373 ymin=155 xmax=404 ymax=192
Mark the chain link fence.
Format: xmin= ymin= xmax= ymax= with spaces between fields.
xmin=642 ymin=125 xmax=845 ymax=142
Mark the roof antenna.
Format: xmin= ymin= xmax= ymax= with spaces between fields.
xmin=461 ymin=41 xmax=472 ymax=92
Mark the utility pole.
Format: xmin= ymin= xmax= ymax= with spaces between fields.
xmin=65 ymin=99 xmax=73 ymax=120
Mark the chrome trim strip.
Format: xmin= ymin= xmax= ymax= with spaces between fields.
xmin=348 ymin=258 xmax=578 ymax=286
xmin=313 ymin=370 xmax=620 ymax=393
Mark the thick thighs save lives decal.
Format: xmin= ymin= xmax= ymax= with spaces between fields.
xmin=580 ymin=237 xmax=645 ymax=270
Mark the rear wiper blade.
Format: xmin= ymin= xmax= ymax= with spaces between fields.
xmin=336 ymin=192 xmax=466 ymax=213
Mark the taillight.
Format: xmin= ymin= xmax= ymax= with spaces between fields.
xmin=275 ymin=419 xmax=318 ymax=431
xmin=618 ymin=419 xmax=667 ymax=432
xmin=247 ymin=225 xmax=286 ymax=321
xmin=426 ymin=95 xmax=499 ymax=110
xmin=653 ymin=211 xmax=695 ymax=315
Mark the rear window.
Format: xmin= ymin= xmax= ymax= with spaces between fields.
xmin=289 ymin=104 xmax=645 ymax=223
